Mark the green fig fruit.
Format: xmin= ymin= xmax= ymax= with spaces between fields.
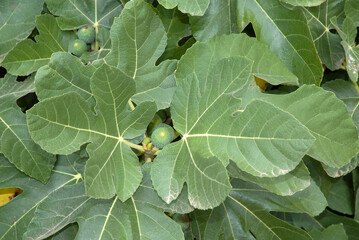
xmin=151 ymin=123 xmax=175 ymax=148
xmin=77 ymin=26 xmax=95 ymax=43
xmin=69 ymin=39 xmax=87 ymax=56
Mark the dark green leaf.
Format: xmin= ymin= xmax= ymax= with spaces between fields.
xmin=316 ymin=210 xmax=359 ymax=240
xmin=0 ymin=0 xmax=44 ymax=62
xmin=0 ymin=74 xmax=55 ymax=183
xmin=0 ymin=154 xmax=80 ymax=239
xmin=2 ymin=15 xmax=76 ymax=76
xmin=309 ymin=224 xmax=348 ymax=240
xmin=190 ymin=179 xmax=316 ymax=240
xmin=24 ymin=172 xmax=190 ymax=240
xmin=327 ymin=179 xmax=354 ymax=215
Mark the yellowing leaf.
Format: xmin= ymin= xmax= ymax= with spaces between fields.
xmin=254 ymin=76 xmax=268 ymax=92
xmin=0 ymin=188 xmax=22 ymax=206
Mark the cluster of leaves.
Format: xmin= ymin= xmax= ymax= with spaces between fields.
xmin=1 ymin=0 xmax=359 ymax=239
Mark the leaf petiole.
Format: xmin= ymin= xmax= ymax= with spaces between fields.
xmin=94 ymin=21 xmax=99 ymax=50
xmin=52 ymin=170 xmax=80 ymax=178
xmin=122 ymin=139 xmax=145 ymax=152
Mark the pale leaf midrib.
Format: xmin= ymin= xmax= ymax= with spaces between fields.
xmin=98 ymin=197 xmax=117 ymax=240
xmin=28 ymin=113 xmax=119 ymax=140
xmin=186 ymin=133 xmax=310 ymax=141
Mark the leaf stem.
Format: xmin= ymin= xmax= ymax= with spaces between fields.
xmin=94 ymin=22 xmax=99 ymax=50
xmin=122 ymin=139 xmax=145 ymax=152
xmin=52 ymin=170 xmax=78 ymax=178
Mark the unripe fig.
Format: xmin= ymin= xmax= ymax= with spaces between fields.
xmin=77 ymin=26 xmax=95 ymax=43
xmin=151 ymin=123 xmax=175 ymax=148
xmin=69 ymin=39 xmax=87 ymax=56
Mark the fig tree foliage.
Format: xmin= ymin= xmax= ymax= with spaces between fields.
xmin=1 ymin=0 xmax=359 ymax=239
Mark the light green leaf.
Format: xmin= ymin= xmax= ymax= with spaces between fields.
xmin=24 ymin=172 xmax=189 ymax=240
xmin=35 ymin=52 xmax=96 ymax=105
xmin=309 ymin=224 xmax=348 ymax=240
xmin=228 ymin=161 xmax=311 ymax=196
xmin=281 ymin=0 xmax=327 ymax=7
xmin=301 ymin=0 xmax=345 ymax=70
xmin=152 ymin=56 xmax=314 ymax=209
xmin=45 ymin=0 xmax=123 ymax=30
xmin=327 ymin=179 xmax=354 ymax=215
xmin=27 ymin=63 xmax=157 ymax=200
xmin=190 ymin=0 xmax=323 ymax=85
xmin=0 ymin=0 xmax=44 ymax=62
xmin=104 ymin=0 xmax=177 ymax=109
xmin=2 ymin=14 xmax=76 ymax=76
xmin=176 ymin=34 xmax=299 ymax=86
xmin=0 ymin=74 xmax=55 ymax=183
xmin=190 ymin=181 xmax=315 ymax=240
xmin=241 ymin=85 xmax=359 ymax=168
xmin=157 ymin=0 xmax=210 ymax=16
xmin=0 ymin=154 xmax=80 ymax=240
